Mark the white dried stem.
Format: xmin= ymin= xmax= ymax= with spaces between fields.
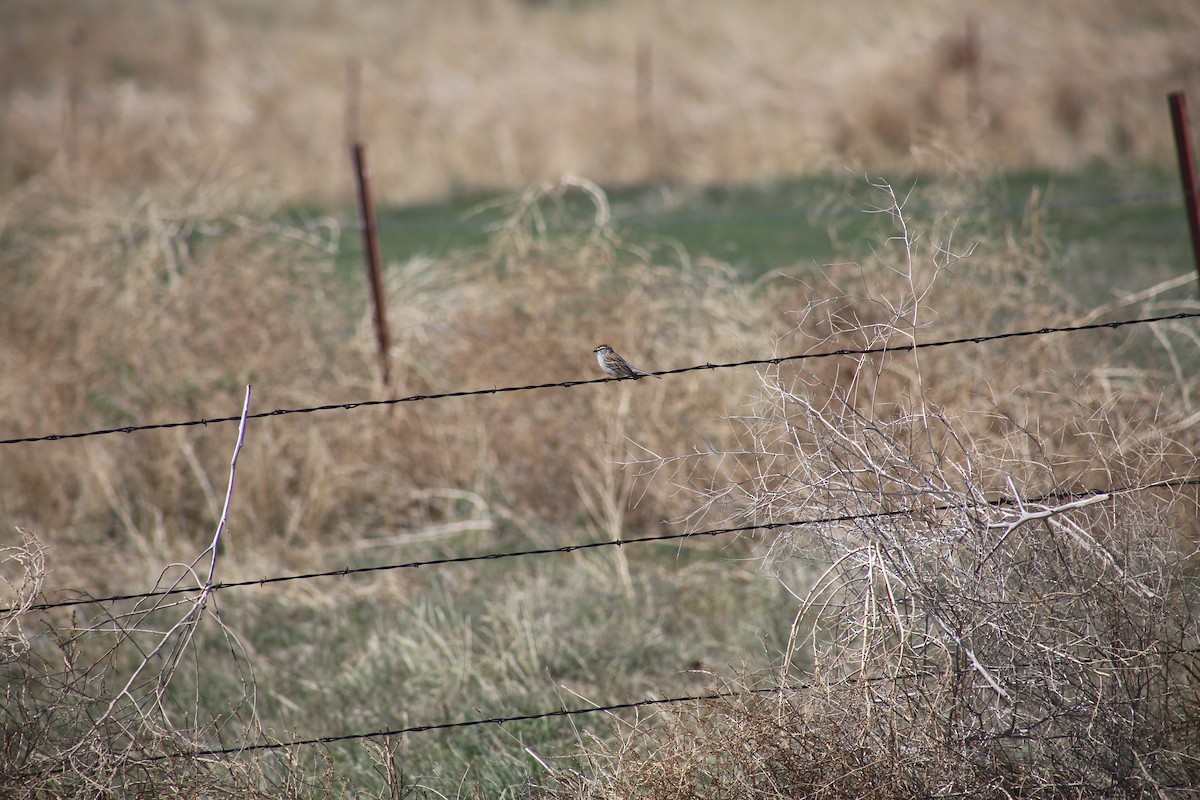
xmin=204 ymin=384 xmax=252 ymax=587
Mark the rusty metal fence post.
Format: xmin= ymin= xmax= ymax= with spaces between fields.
xmin=350 ymin=142 xmax=392 ymax=389
xmin=1168 ymin=91 xmax=1200 ymax=291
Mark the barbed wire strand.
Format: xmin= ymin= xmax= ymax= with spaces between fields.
xmin=4 ymin=312 xmax=1197 ymax=447
xmin=0 ymin=679 xmax=867 ymax=778
xmin=33 ymin=631 xmax=1183 ymax=771
xmin=10 ymin=474 xmax=1196 ymax=617
xmin=4 ymin=518 xmax=848 ymax=615
xmin=182 ymin=684 xmax=786 ymax=758
xmin=161 ymin=634 xmax=1200 ymax=760
xmin=162 ymin=638 xmax=1199 ymax=761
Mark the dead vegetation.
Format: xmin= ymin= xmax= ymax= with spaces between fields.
xmin=3 ymin=171 xmax=1200 ymax=796
xmin=4 ymin=1 xmax=1200 ymax=795
xmin=2 ymin=0 xmax=1200 ymax=204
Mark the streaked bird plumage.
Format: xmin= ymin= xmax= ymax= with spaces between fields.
xmin=593 ymin=344 xmax=660 ymax=380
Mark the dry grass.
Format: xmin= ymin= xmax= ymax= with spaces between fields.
xmin=2 ymin=0 xmax=1200 ymax=205
xmin=0 ymin=175 xmax=801 ymax=610
xmin=4 ymin=167 xmax=1200 ymax=796
xmin=9 ymin=172 xmax=1180 ymax=594
xmin=5 ymin=1 xmax=1200 ymax=794
xmin=537 ymin=186 xmax=1200 ymax=799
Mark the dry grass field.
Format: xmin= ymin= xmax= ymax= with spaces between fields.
xmin=3 ymin=1 xmax=1200 ymax=798
xmin=3 ymin=0 xmax=1200 ymax=204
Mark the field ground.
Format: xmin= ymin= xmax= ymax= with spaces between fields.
xmin=3 ymin=0 xmax=1200 ymax=796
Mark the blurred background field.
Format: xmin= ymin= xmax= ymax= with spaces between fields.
xmin=3 ymin=1 xmax=1200 ymax=798
xmin=3 ymin=0 xmax=1200 ymax=203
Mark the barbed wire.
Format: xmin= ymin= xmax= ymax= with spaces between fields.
xmin=156 ymin=635 xmax=1200 ymax=761
xmin=179 ymin=684 xmax=788 ymax=758
xmin=2 ymin=518 xmax=844 ymax=615
xmin=9 ymin=475 xmax=1196 ymax=617
xmin=14 ymin=638 xmax=1189 ymax=778
xmin=3 ymin=311 xmax=1196 ymax=447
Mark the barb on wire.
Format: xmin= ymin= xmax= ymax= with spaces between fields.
xmin=3 ymin=312 xmax=1197 ymax=447
xmin=9 ymin=474 xmax=1197 ymax=617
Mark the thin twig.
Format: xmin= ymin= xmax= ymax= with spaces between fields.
xmin=205 ymin=384 xmax=252 ymax=588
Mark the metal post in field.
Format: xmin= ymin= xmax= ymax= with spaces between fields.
xmin=351 ymin=142 xmax=392 ymax=389
xmin=1168 ymin=91 xmax=1200 ymax=290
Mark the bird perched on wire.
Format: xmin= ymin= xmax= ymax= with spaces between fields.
xmin=593 ymin=344 xmax=661 ymax=380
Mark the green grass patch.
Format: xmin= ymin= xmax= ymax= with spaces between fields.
xmin=314 ymin=164 xmax=1193 ymax=301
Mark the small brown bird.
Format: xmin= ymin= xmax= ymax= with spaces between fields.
xmin=593 ymin=344 xmax=661 ymax=380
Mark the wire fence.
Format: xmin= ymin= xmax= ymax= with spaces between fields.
xmin=3 ymin=310 xmax=1195 ymax=447
xmin=6 ymin=190 xmax=1200 ymax=775
xmin=11 ymin=474 xmax=1198 ymax=617
xmin=176 ymin=684 xmax=792 ymax=759
xmin=162 ymin=644 xmax=1200 ymax=760
xmin=5 ymin=308 xmax=1200 ymax=769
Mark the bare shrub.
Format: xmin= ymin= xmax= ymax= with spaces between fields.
xmin=545 ymin=183 xmax=1200 ymax=798
xmin=0 ymin=528 xmax=257 ymax=797
xmin=1 ymin=460 xmax=418 ymax=798
xmin=751 ymin=390 xmax=1200 ymax=794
